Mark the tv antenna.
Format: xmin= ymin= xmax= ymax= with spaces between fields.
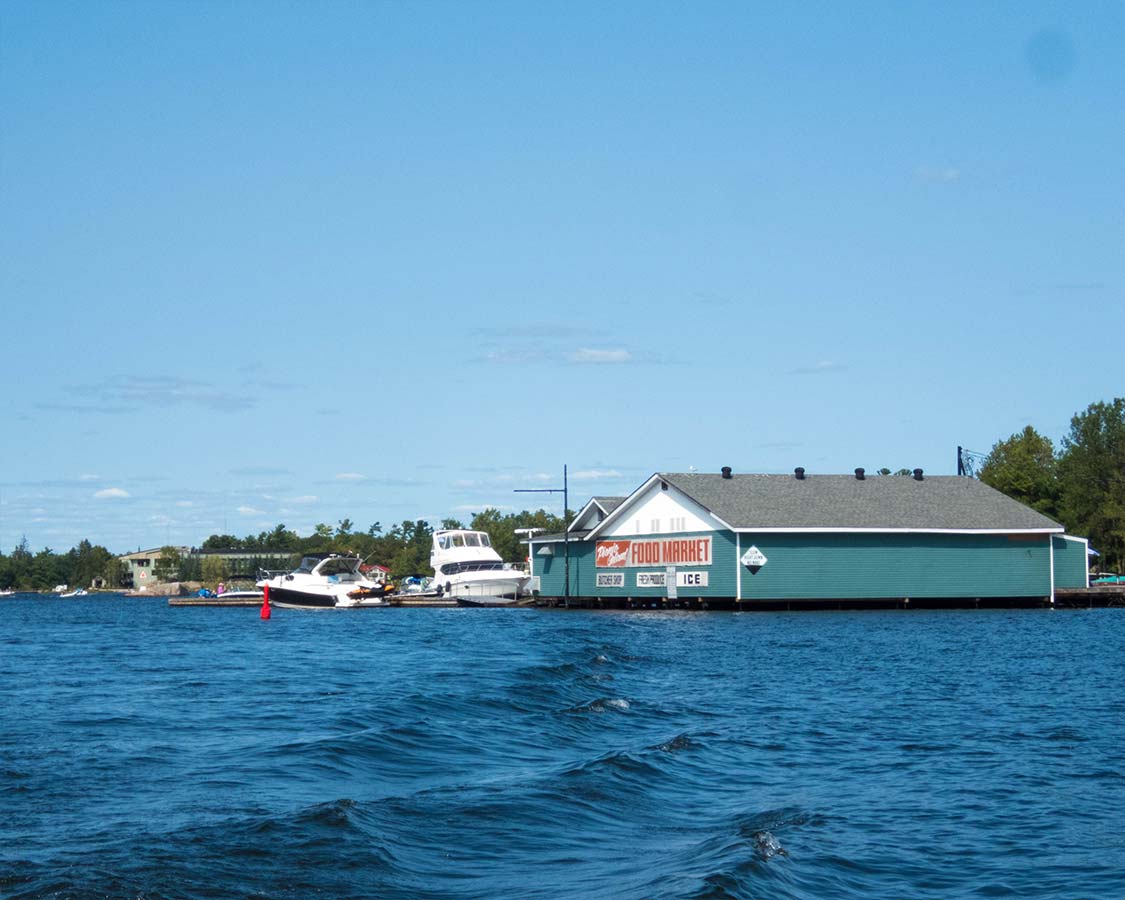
xmin=957 ymin=446 xmax=987 ymax=477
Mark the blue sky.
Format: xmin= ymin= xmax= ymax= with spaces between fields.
xmin=1 ymin=1 xmax=1122 ymax=554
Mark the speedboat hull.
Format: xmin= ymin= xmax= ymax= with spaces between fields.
xmin=439 ymin=574 xmax=530 ymax=602
xmin=258 ymin=553 xmax=394 ymax=609
xmin=266 ymin=586 xmax=339 ymax=609
xmin=267 ymin=586 xmax=392 ymax=609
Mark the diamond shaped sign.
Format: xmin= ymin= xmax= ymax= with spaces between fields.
xmin=741 ymin=545 xmax=767 ymax=574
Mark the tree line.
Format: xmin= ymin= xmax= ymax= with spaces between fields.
xmin=0 ymin=538 xmax=126 ymax=592
xmin=0 ymin=508 xmax=567 ymax=591
xmin=195 ymin=508 xmax=568 ymax=582
xmin=978 ymin=398 xmax=1125 ymax=573
xmin=4 ymin=398 xmax=1121 ymax=589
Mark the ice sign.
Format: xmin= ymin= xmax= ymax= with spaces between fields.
xmin=741 ymin=546 xmax=767 ymax=574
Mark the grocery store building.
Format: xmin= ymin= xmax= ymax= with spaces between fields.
xmin=527 ymin=468 xmax=1089 ymax=609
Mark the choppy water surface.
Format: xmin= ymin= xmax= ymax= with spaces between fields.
xmin=2 ymin=597 xmax=1123 ymax=899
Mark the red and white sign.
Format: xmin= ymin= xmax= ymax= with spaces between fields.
xmin=596 ymin=537 xmax=712 ymax=568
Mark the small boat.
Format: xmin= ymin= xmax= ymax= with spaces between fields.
xmin=257 ymin=554 xmax=394 ymax=609
xmin=430 ymin=529 xmax=530 ymax=603
xmin=0 ymin=588 xmax=15 ymax=597
xmin=392 ymin=574 xmax=441 ymax=598
xmin=59 ymin=588 xmax=89 ymax=598
xmin=214 ymin=589 xmax=264 ymax=600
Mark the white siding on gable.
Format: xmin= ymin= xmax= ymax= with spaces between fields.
xmin=570 ymin=501 xmax=604 ymax=532
xmin=602 ymin=481 xmax=719 ymax=537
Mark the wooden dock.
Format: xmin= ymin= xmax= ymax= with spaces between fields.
xmin=168 ymin=595 xmax=460 ymax=608
xmin=168 ymin=596 xmax=263 ymax=607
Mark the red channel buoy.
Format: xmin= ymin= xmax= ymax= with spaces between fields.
xmin=260 ymin=583 xmax=271 ymax=620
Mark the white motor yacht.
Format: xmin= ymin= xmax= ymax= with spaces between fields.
xmin=257 ymin=554 xmax=393 ymax=609
xmin=430 ymin=529 xmax=530 ymax=604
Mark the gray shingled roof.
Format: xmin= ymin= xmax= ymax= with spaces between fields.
xmin=660 ymin=473 xmax=1062 ymax=531
xmin=592 ymin=496 xmax=626 ymax=514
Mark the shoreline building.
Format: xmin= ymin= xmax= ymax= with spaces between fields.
xmin=118 ymin=547 xmax=296 ymax=588
xmin=527 ymin=467 xmax=1089 ymax=609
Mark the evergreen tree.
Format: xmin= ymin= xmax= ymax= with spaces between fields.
xmin=979 ymin=426 xmax=1060 ymax=517
xmin=1057 ymin=399 xmax=1125 ymax=571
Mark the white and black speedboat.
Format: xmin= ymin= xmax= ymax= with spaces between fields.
xmin=257 ymin=554 xmax=393 ymax=609
xmin=430 ymin=529 xmax=530 ymax=604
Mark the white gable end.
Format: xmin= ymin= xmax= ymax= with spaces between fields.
xmin=571 ymin=500 xmax=606 ymax=532
xmin=601 ymin=481 xmax=719 ymax=537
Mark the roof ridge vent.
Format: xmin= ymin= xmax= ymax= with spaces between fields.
xmin=794 ymin=467 xmax=805 ymax=480
xmin=913 ymin=468 xmax=924 ymax=481
xmin=721 ymin=466 xmax=733 ymax=479
xmin=855 ymin=468 xmax=865 ymax=480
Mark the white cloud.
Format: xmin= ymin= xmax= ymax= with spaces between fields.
xmin=915 ymin=165 xmax=960 ymax=183
xmin=570 ymin=348 xmax=632 ymax=364
xmin=570 ymin=469 xmax=622 ymax=481
xmin=94 ymin=488 xmax=130 ymax=499
xmin=788 ymin=360 xmax=846 ymax=375
xmin=335 ymin=473 xmax=366 ymax=481
xmin=79 ymin=473 xmax=100 ymax=481
xmin=175 ymin=501 xmax=193 ymax=508
xmin=292 ymin=495 xmax=318 ymax=504
xmin=453 ymin=503 xmax=515 ymax=512
xmin=237 ymin=505 xmax=265 ymax=516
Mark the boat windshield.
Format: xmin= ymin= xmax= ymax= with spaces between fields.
xmin=437 ymin=531 xmax=492 ymax=550
xmin=296 ymin=556 xmax=323 ymax=573
xmin=317 ymin=557 xmax=361 ymax=576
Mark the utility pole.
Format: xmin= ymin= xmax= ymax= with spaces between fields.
xmin=515 ymin=464 xmax=570 ymax=607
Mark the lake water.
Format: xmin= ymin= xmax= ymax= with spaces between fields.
xmin=2 ymin=596 xmax=1123 ymax=899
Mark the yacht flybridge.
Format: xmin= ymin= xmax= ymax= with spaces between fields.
xmin=257 ymin=554 xmax=393 ymax=609
xmin=431 ymin=529 xmax=530 ymax=604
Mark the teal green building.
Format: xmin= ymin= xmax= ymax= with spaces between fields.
xmin=527 ymin=468 xmax=1088 ymax=608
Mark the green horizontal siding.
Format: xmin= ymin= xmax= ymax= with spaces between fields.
xmin=533 ymin=531 xmax=737 ymax=598
xmin=1052 ymin=536 xmax=1088 ymax=589
xmin=535 ymin=531 xmax=1055 ymax=600
xmin=738 ymin=533 xmax=1051 ymax=600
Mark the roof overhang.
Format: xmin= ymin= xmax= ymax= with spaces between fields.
xmin=585 ymin=473 xmax=736 ymax=541
xmin=733 ymin=527 xmax=1064 ymax=535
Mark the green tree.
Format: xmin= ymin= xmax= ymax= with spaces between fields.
xmin=202 ymin=534 xmax=242 ymax=550
xmin=979 ymin=425 xmax=1060 ymax=517
xmin=470 ymin=508 xmax=513 ymax=561
xmin=1057 ymin=399 xmax=1125 ymax=572
xmin=32 ymin=548 xmax=66 ymax=590
xmin=153 ymin=546 xmax=184 ymax=583
xmin=103 ymin=557 xmax=129 ymax=589
xmin=267 ymin=524 xmax=300 ymax=550
xmin=387 ymin=519 xmax=434 ymax=578
xmin=464 ymin=507 xmax=567 ymax=564
xmin=70 ymin=539 xmax=115 ymax=589
xmin=10 ymin=536 xmax=33 ymax=588
xmin=201 ymin=554 xmax=230 ymax=589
